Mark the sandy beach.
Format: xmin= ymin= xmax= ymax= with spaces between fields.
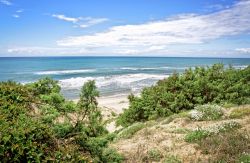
xmin=98 ymin=95 xmax=129 ymax=114
xmin=73 ymin=94 xmax=129 ymax=132
xmin=73 ymin=94 xmax=130 ymax=114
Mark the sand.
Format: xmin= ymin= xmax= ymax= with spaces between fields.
xmin=98 ymin=95 xmax=129 ymax=114
xmin=73 ymin=94 xmax=130 ymax=132
xmin=73 ymin=94 xmax=129 ymax=114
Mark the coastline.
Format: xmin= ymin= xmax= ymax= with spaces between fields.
xmin=73 ymin=94 xmax=130 ymax=114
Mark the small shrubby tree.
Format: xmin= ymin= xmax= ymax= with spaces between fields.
xmin=75 ymin=80 xmax=107 ymax=137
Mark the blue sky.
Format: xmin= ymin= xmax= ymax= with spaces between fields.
xmin=1 ymin=0 xmax=250 ymax=57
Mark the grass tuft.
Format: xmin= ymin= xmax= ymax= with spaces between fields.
xmin=230 ymin=106 xmax=250 ymax=118
xmin=117 ymin=122 xmax=145 ymax=139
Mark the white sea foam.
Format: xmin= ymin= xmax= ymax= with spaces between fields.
xmin=120 ymin=66 xmax=189 ymax=71
xmin=120 ymin=67 xmax=159 ymax=70
xmin=232 ymin=65 xmax=248 ymax=69
xmin=35 ymin=69 xmax=96 ymax=75
xmin=59 ymin=73 xmax=168 ymax=90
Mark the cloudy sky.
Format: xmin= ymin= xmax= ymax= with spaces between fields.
xmin=1 ymin=0 xmax=250 ymax=57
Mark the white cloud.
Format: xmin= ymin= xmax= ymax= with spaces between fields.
xmin=56 ymin=0 xmax=250 ymax=56
xmin=6 ymin=1 xmax=250 ymax=57
xmin=235 ymin=48 xmax=250 ymax=53
xmin=7 ymin=46 xmax=91 ymax=55
xmin=12 ymin=10 xmax=23 ymax=18
xmin=16 ymin=9 xmax=24 ymax=13
xmin=52 ymin=14 xmax=108 ymax=28
xmin=52 ymin=14 xmax=79 ymax=23
xmin=79 ymin=17 xmax=109 ymax=28
xmin=0 ymin=0 xmax=12 ymax=6
xmin=12 ymin=14 xmax=20 ymax=18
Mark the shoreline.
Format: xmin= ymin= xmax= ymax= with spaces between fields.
xmin=73 ymin=94 xmax=130 ymax=114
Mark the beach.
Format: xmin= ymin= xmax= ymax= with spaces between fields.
xmin=98 ymin=95 xmax=129 ymax=114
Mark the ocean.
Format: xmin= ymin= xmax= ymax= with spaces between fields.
xmin=0 ymin=57 xmax=249 ymax=99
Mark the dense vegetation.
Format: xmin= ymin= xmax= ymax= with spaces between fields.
xmin=117 ymin=64 xmax=250 ymax=126
xmin=0 ymin=78 xmax=123 ymax=162
xmin=1 ymin=63 xmax=249 ymax=162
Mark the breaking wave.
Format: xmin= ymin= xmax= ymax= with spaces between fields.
xmin=35 ymin=69 xmax=96 ymax=75
xmin=59 ymin=73 xmax=168 ymax=92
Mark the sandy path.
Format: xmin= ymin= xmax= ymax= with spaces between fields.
xmin=98 ymin=95 xmax=129 ymax=114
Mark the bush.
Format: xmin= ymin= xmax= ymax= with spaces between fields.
xmin=238 ymin=154 xmax=250 ymax=163
xmin=0 ymin=113 xmax=57 ymax=162
xmin=117 ymin=64 xmax=250 ymax=126
xmin=185 ymin=121 xmax=241 ymax=143
xmin=53 ymin=121 xmax=74 ymax=138
xmin=189 ymin=104 xmax=223 ymax=121
xmin=27 ymin=77 xmax=60 ymax=95
xmin=185 ymin=128 xmax=210 ymax=143
xmin=147 ymin=149 xmax=162 ymax=161
xmin=0 ymin=79 xmax=115 ymax=162
xmin=117 ymin=122 xmax=145 ymax=139
xmin=40 ymin=105 xmax=60 ymax=123
xmin=102 ymin=148 xmax=124 ymax=163
xmin=198 ymin=130 xmax=250 ymax=162
xmin=208 ymin=121 xmax=241 ymax=134
xmin=40 ymin=93 xmax=65 ymax=109
xmin=163 ymin=155 xmax=182 ymax=163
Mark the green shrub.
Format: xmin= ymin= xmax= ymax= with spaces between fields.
xmin=185 ymin=128 xmax=210 ymax=143
xmin=147 ymin=149 xmax=162 ymax=161
xmin=40 ymin=105 xmax=60 ymax=123
xmin=209 ymin=121 xmax=241 ymax=134
xmin=53 ymin=121 xmax=74 ymax=138
xmin=117 ymin=122 xmax=145 ymax=139
xmin=102 ymin=148 xmax=124 ymax=163
xmin=117 ymin=64 xmax=250 ymax=126
xmin=238 ymin=154 xmax=250 ymax=163
xmin=40 ymin=92 xmax=64 ymax=107
xmin=197 ymin=131 xmax=250 ymax=162
xmin=62 ymin=100 xmax=77 ymax=113
xmin=185 ymin=121 xmax=241 ymax=143
xmin=27 ymin=77 xmax=61 ymax=95
xmin=0 ymin=79 xmax=114 ymax=162
xmin=163 ymin=155 xmax=182 ymax=163
xmin=0 ymin=114 xmax=57 ymax=162
xmin=189 ymin=104 xmax=223 ymax=121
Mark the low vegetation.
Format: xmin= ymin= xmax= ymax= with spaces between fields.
xmin=185 ymin=121 xmax=241 ymax=143
xmin=1 ymin=64 xmax=250 ymax=162
xmin=116 ymin=122 xmax=145 ymax=139
xmin=0 ymin=78 xmax=122 ymax=162
xmin=117 ymin=64 xmax=250 ymax=126
xmin=189 ymin=104 xmax=223 ymax=121
xmin=198 ymin=130 xmax=250 ymax=162
xmin=229 ymin=105 xmax=250 ymax=118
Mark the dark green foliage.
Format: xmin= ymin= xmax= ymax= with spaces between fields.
xmin=0 ymin=81 xmax=34 ymax=117
xmin=77 ymin=80 xmax=99 ymax=120
xmin=101 ymin=148 xmax=124 ymax=163
xmin=53 ymin=121 xmax=74 ymax=138
xmin=76 ymin=134 xmax=123 ymax=163
xmin=118 ymin=64 xmax=250 ymax=126
xmin=75 ymin=80 xmax=107 ymax=137
xmin=28 ymin=77 xmax=61 ymax=95
xmin=0 ymin=79 xmax=121 ymax=162
xmin=0 ymin=81 xmax=58 ymax=162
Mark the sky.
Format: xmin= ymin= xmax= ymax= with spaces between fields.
xmin=0 ymin=0 xmax=250 ymax=57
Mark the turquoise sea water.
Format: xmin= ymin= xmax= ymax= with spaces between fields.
xmin=0 ymin=57 xmax=249 ymax=99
